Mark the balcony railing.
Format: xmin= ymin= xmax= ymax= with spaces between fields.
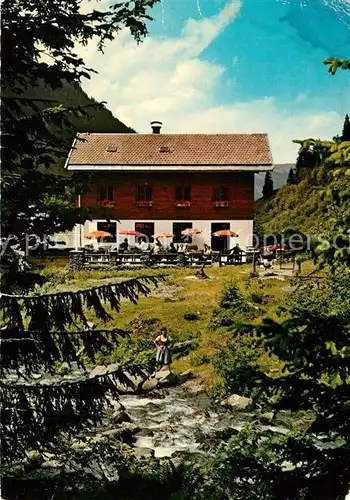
xmin=213 ymin=200 xmax=229 ymax=208
xmin=175 ymin=201 xmax=191 ymax=207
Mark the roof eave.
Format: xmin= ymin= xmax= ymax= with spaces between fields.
xmin=66 ymin=164 xmax=274 ymax=172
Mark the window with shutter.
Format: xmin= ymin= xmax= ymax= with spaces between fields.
xmin=136 ymin=186 xmax=153 ymax=201
xmin=99 ymin=186 xmax=114 ymax=201
xmin=175 ymin=186 xmax=191 ymax=201
xmin=213 ymin=185 xmax=229 ymax=201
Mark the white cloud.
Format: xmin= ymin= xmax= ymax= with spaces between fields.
xmin=76 ymin=0 xmax=343 ymax=164
xmin=296 ymin=92 xmax=308 ymax=103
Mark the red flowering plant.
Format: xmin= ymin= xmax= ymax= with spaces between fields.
xmin=213 ymin=200 xmax=229 ymax=208
xmin=175 ymin=200 xmax=191 ymax=207
xmin=137 ymin=200 xmax=153 ymax=207
xmin=99 ymin=200 xmax=116 ymax=207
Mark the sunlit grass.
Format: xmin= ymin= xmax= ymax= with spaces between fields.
xmin=39 ymin=260 xmax=298 ymax=392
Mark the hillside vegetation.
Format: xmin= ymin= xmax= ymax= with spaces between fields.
xmin=254 ymin=179 xmax=331 ymax=235
xmin=255 ymin=131 xmax=350 ymax=238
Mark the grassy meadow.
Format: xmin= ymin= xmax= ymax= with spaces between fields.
xmin=37 ymin=256 xmax=315 ymax=393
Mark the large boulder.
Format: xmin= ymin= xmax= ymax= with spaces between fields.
xmin=156 ymin=369 xmax=178 ymax=387
xmin=89 ymin=365 xmax=108 ymax=378
xmin=222 ymin=394 xmax=252 ymax=411
xmin=100 ymin=423 xmax=140 ymax=445
xmin=177 ymin=369 xmax=192 ymax=385
xmin=142 ymin=377 xmax=159 ymax=392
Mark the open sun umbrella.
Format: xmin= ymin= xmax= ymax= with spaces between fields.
xmin=212 ymin=230 xmax=238 ymax=237
xmin=84 ymin=230 xmax=112 ymax=239
xmin=119 ymin=230 xmax=143 ymax=236
xmin=181 ymin=228 xmax=202 ymax=235
xmin=153 ymin=232 xmax=174 ymax=238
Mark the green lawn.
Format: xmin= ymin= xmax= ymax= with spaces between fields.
xmin=39 ymin=259 xmax=295 ymax=391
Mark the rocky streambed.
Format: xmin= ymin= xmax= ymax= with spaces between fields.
xmin=113 ymin=383 xmax=291 ymax=460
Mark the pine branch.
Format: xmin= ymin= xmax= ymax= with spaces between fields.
xmin=0 ymin=328 xmax=131 ymax=374
xmin=0 ymin=363 xmax=145 ymax=462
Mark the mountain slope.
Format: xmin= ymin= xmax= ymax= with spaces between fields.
xmin=254 ymin=178 xmax=332 ymax=235
xmin=24 ymin=81 xmax=134 ymax=137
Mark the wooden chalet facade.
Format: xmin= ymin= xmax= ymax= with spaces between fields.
xmin=65 ymin=125 xmax=273 ymax=251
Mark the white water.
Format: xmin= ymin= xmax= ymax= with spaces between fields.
xmin=119 ymin=387 xmax=249 ymax=458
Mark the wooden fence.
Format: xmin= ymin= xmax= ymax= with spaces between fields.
xmin=69 ymin=249 xmax=257 ymax=270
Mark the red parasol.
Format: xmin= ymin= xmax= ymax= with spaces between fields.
xmin=119 ymin=230 xmax=143 ymax=236
xmin=153 ymin=232 xmax=174 ymax=238
xmin=84 ymin=230 xmax=112 ymax=239
xmin=212 ymin=230 xmax=238 ymax=237
xmin=181 ymin=228 xmax=202 ymax=235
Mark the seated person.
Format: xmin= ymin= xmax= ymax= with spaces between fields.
xmin=168 ymin=242 xmax=177 ymax=253
xmin=119 ymin=238 xmax=129 ymax=252
xmin=203 ymin=243 xmax=212 ymax=255
xmin=153 ymin=238 xmax=163 ymax=254
xmin=137 ymin=237 xmax=149 ymax=252
xmin=230 ymin=243 xmax=242 ymax=261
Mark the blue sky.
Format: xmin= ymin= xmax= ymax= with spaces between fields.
xmin=79 ymin=0 xmax=350 ymax=163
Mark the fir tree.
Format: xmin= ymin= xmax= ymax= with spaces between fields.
xmin=262 ymin=172 xmax=274 ymax=198
xmin=1 ymin=0 xmax=158 ymax=244
xmin=341 ymin=113 xmax=350 ymax=141
xmin=286 ymin=167 xmax=296 ymax=185
xmin=0 ymin=274 xmax=164 ymax=464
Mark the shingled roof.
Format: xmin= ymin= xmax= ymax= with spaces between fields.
xmin=66 ymin=132 xmax=273 ymax=171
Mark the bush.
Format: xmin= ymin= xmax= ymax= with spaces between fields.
xmin=129 ymin=316 xmax=161 ymax=337
xmin=214 ymin=338 xmax=261 ymax=397
xmin=189 ymin=353 xmax=211 ymax=366
xmin=184 ymin=312 xmax=200 ymax=321
xmin=218 ymin=280 xmax=245 ymax=310
xmin=249 ymin=291 xmax=265 ymax=304
xmin=211 ymin=280 xmax=253 ymax=328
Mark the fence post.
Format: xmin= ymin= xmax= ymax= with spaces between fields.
xmin=69 ymin=250 xmax=84 ymax=270
xmin=110 ymin=250 xmax=118 ymax=268
xmin=212 ymin=251 xmax=221 ymax=267
xmin=177 ymin=251 xmax=186 ymax=267
xmin=140 ymin=251 xmax=152 ymax=267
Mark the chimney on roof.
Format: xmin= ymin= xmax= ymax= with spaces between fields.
xmin=150 ymin=121 xmax=162 ymax=134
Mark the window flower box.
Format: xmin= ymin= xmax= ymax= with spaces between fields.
xmin=213 ymin=201 xmax=229 ymax=208
xmin=175 ymin=201 xmax=191 ymax=207
xmin=137 ymin=200 xmax=153 ymax=207
xmin=99 ymin=200 xmax=115 ymax=207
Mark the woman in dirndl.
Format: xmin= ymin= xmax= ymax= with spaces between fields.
xmin=154 ymin=327 xmax=172 ymax=372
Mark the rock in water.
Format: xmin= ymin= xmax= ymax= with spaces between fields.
xmin=110 ymin=410 xmax=132 ymax=425
xmin=57 ymin=362 xmax=70 ymax=375
xmin=142 ymin=377 xmax=159 ymax=392
xmin=156 ymin=369 xmax=178 ymax=386
xmin=177 ymin=369 xmax=192 ymax=385
xmin=133 ymin=447 xmax=155 ymax=459
xmin=135 ymin=428 xmax=154 ymax=437
xmin=221 ymin=394 xmax=252 ymax=410
xmin=89 ymin=365 xmax=108 ymax=378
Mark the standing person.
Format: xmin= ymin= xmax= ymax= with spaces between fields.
xmin=153 ymin=327 xmax=172 ymax=374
